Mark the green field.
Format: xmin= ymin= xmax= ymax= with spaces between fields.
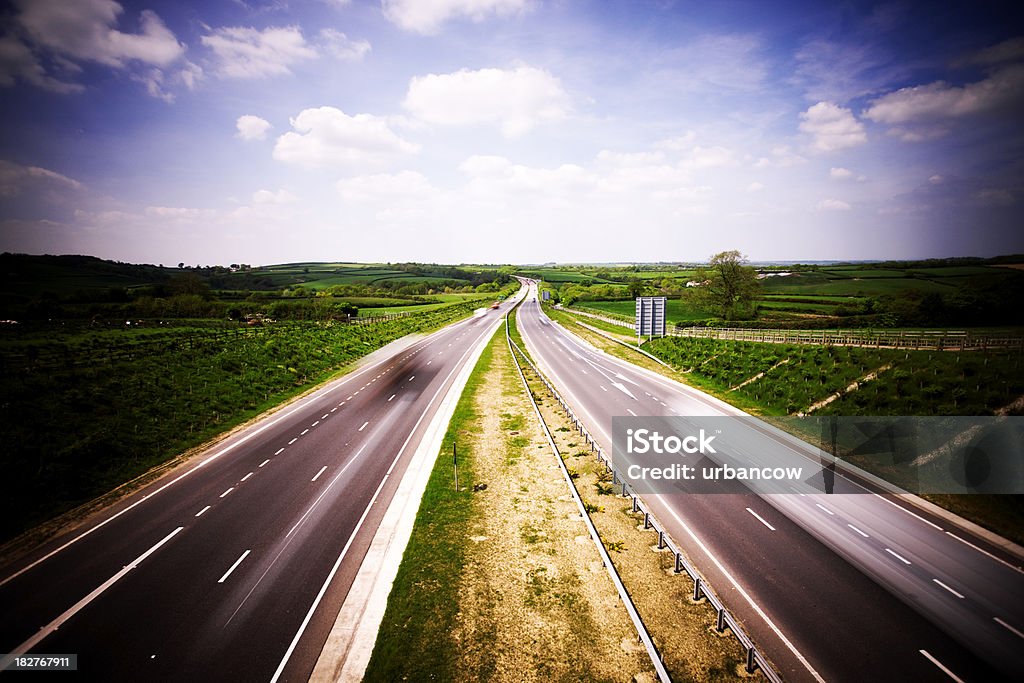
xmin=0 ymin=300 xmax=489 ymax=543
xmin=644 ymin=336 xmax=1023 ymax=417
xmin=575 ymin=299 xmax=710 ymax=323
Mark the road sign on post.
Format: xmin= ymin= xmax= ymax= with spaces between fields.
xmin=542 ymin=290 xmax=550 ymax=301
xmin=635 ymin=296 xmax=666 ymax=344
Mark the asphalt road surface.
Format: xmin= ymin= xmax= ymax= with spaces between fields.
xmin=0 ymin=292 xmax=520 ymax=682
xmin=516 ymin=283 xmax=1023 ymax=683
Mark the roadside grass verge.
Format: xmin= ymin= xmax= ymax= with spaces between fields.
xmin=0 ymin=300 xmax=487 ymax=546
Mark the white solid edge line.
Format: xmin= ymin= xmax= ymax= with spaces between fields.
xmin=0 ymin=526 xmax=184 ymax=668
xmin=316 ymin=312 xmax=506 ymax=682
xmin=994 ymin=616 xmax=1024 ymax=640
xmin=946 ymin=531 xmax=1024 ymax=575
xmin=662 ymin=498 xmax=826 ymax=682
xmin=746 ymin=507 xmax=776 ymax=531
xmin=272 ymin=317 xmax=498 ymax=683
xmin=0 ymin=327 xmax=444 ymax=589
xmin=218 ymin=549 xmax=251 ymax=584
xmin=919 ymin=650 xmax=965 ymax=683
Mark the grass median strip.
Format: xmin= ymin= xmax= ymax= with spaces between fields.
xmin=364 ymin=323 xmax=654 ymax=682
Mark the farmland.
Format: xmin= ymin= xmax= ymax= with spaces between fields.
xmin=643 ymin=336 xmax=1023 ymax=417
xmin=525 ymin=256 xmax=1024 ymax=329
xmin=0 ymin=254 xmax=516 ymax=322
xmin=0 ymin=299 xmax=494 ymax=543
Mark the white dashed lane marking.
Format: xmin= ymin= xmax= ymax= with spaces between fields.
xmin=885 ymin=548 xmax=912 ymax=565
xmin=218 ymin=550 xmax=251 ymax=584
xmin=932 ymin=579 xmax=964 ymax=599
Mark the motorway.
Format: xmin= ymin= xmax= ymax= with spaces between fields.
xmin=0 ymin=290 xmax=521 ymax=681
xmin=515 ymin=283 xmax=1023 ymax=683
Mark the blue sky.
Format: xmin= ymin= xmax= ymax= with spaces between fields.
xmin=1 ymin=0 xmax=1022 ymax=266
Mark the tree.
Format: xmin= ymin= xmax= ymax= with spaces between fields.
xmin=690 ymin=250 xmax=759 ymax=320
xmin=626 ymin=278 xmax=645 ymax=298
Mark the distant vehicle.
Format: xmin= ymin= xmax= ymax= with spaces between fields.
xmin=490 ymin=302 xmax=501 ymax=310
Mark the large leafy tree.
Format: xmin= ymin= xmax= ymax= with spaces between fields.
xmin=691 ymin=250 xmax=759 ymax=320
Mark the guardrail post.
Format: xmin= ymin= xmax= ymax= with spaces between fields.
xmin=746 ymin=647 xmax=757 ymax=674
xmin=716 ymin=608 xmax=726 ymax=633
xmin=693 ymin=577 xmax=702 ymax=601
xmin=658 ymin=530 xmax=665 ymax=549
xmin=632 ymin=496 xmax=639 ymax=513
xmin=621 ymin=482 xmax=628 ymax=497
xmin=643 ymin=512 xmax=650 ymax=529
xmin=674 ymin=552 xmax=683 ymax=573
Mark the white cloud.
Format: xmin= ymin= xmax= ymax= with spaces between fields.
xmin=799 ymin=101 xmax=867 ymax=152
xmin=145 ymin=206 xmax=217 ymax=220
xmin=459 ymin=155 xmax=596 ymax=204
xmin=974 ymin=188 xmax=1014 ymax=207
xmin=337 ymin=171 xmax=435 ymax=202
xmin=747 ymin=181 xmax=764 ymax=192
xmin=0 ymin=34 xmax=84 ymax=93
xmin=382 ymin=0 xmax=532 ymax=35
xmin=318 ymin=29 xmax=371 ymax=62
xmin=595 ymin=150 xmax=666 ymax=167
xmin=16 ymin=0 xmax=184 ymax=68
xmin=661 ymin=33 xmax=768 ymax=94
xmin=654 ymin=132 xmax=698 ymax=151
xmin=252 ymin=188 xmax=298 ymax=204
xmin=236 ymin=115 xmax=273 ymax=141
xmin=817 ymin=198 xmax=852 ymax=211
xmin=273 ymin=107 xmax=420 ymax=168
xmin=863 ymin=64 xmax=1024 ymax=140
xmin=830 ymin=167 xmax=853 ymax=180
xmin=0 ymin=159 xmax=83 ymax=198
xmin=961 ymin=37 xmax=1024 ymax=67
xmin=202 ymin=26 xmax=318 ymax=79
xmin=680 ymin=145 xmax=738 ymax=169
xmin=403 ymin=65 xmax=570 ymax=137
xmin=3 ymin=0 xmax=184 ymax=97
xmin=754 ymin=145 xmax=807 ymax=168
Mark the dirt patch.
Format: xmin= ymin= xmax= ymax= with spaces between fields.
xmin=515 ymin=347 xmax=755 ymax=682
xmin=452 ymin=337 xmax=653 ymax=682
